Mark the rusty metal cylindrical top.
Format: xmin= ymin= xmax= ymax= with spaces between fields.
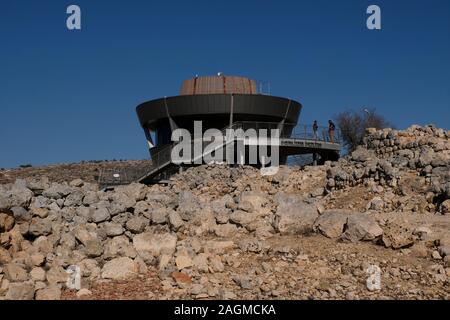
xmin=180 ymin=75 xmax=257 ymax=95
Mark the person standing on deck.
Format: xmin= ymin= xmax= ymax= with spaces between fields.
xmin=328 ymin=120 xmax=336 ymax=143
xmin=313 ymin=120 xmax=318 ymax=140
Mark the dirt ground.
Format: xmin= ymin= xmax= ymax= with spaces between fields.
xmin=62 ymin=221 xmax=450 ymax=300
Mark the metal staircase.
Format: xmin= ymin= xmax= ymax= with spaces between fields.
xmin=98 ymin=122 xmax=341 ymax=188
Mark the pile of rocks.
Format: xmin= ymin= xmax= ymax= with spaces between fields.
xmin=1 ymin=166 xmax=448 ymax=300
xmin=326 ymin=125 xmax=450 ymax=213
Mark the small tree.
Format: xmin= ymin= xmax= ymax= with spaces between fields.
xmin=335 ymin=108 xmax=392 ymax=152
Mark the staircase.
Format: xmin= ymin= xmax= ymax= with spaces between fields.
xmin=98 ymin=121 xmax=340 ymax=188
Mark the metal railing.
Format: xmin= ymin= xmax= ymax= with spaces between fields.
xmin=230 ymin=121 xmax=341 ymax=143
xmin=98 ymin=167 xmax=151 ymax=187
xmin=98 ymin=143 xmax=174 ymax=187
xmin=98 ymin=121 xmax=340 ymax=187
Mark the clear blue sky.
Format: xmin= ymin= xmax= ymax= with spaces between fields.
xmin=1 ymin=0 xmax=449 ymax=168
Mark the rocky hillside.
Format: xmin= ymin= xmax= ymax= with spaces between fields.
xmin=0 ymin=125 xmax=449 ymax=300
xmin=0 ymin=160 xmax=152 ymax=185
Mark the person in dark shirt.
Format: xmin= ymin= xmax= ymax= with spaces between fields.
xmin=313 ymin=120 xmax=319 ymax=140
xmin=328 ymin=120 xmax=336 ymax=143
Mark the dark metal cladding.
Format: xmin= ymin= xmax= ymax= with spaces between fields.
xmin=136 ymin=94 xmax=302 ymax=130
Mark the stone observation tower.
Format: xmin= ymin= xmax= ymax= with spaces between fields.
xmin=99 ymin=75 xmax=340 ymax=187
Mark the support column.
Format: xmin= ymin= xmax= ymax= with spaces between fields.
xmin=277 ymin=99 xmax=292 ymax=135
xmin=164 ymin=97 xmax=178 ymax=133
xmin=143 ymin=126 xmax=154 ymax=157
xmin=229 ymin=94 xmax=234 ymax=128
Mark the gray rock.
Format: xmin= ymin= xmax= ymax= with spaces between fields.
xmin=83 ymin=191 xmax=99 ymax=205
xmin=441 ymin=200 xmax=450 ymax=214
xmin=46 ymin=267 xmax=69 ymax=285
xmin=5 ymin=281 xmax=35 ymax=300
xmin=232 ymin=275 xmax=253 ymax=289
xmin=190 ymin=283 xmax=205 ymax=295
xmin=133 ymin=232 xmax=177 ymax=258
xmin=73 ymin=225 xmax=98 ymax=246
xmin=432 ymin=251 xmax=442 ymax=260
xmin=0 ymin=186 xmax=33 ymax=211
xmin=103 ymin=222 xmax=124 ymax=237
xmin=438 ymin=246 xmax=450 ymax=257
xmin=126 ymin=216 xmax=148 ymax=233
xmin=310 ymin=187 xmax=325 ymax=198
xmin=84 ymin=239 xmax=104 ymax=258
xmin=209 ymin=255 xmax=225 ymax=272
xmin=175 ymin=254 xmax=193 ymax=270
xmin=30 ymin=207 xmax=49 ymax=219
xmin=367 ymin=197 xmax=385 ymax=211
xmin=0 ymin=213 xmax=15 ymax=232
xmin=168 ymin=211 xmax=184 ymax=231
xmin=101 ymin=257 xmax=139 ymax=280
xmin=177 ymin=191 xmax=200 ymax=221
xmin=313 ymin=211 xmax=349 ymax=238
xmin=0 ymin=247 xmax=12 ymax=264
xmin=192 ymin=253 xmax=209 ymax=272
xmin=11 ymin=206 xmax=31 ymax=222
xmin=417 ymin=148 xmax=435 ymax=167
xmin=381 ymin=220 xmax=415 ymax=249
xmin=42 ymin=184 xmax=72 ymax=200
xmin=35 ymin=285 xmax=61 ymax=300
xmin=103 ymin=236 xmax=137 ymax=260
xmin=0 ymin=190 xmax=9 ymax=211
xmin=237 ymin=200 xmax=254 ymax=213
xmin=26 ymin=177 xmax=50 ymax=194
xmin=378 ymin=160 xmax=396 ymax=177
xmin=134 ymin=201 xmax=151 ymax=215
xmin=146 ymin=192 xmax=177 ymax=209
xmin=30 ymin=196 xmax=51 ymax=209
xmin=4 ymin=263 xmax=28 ymax=282
xmin=91 ymin=207 xmax=110 ymax=223
xmin=111 ymin=212 xmax=131 ymax=226
xmin=273 ymin=194 xmax=318 ymax=235
xmin=351 ymin=147 xmax=376 ymax=162
xmin=78 ymin=259 xmax=101 ymax=278
xmin=327 ymin=166 xmax=349 ymax=182
xmin=211 ymin=196 xmax=232 ymax=217
xmin=239 ymin=238 xmax=263 ymax=253
xmin=341 ymin=214 xmax=383 ymax=242
xmin=214 ymin=223 xmax=238 ymax=238
xmin=229 ymin=210 xmax=256 ymax=227
xmin=214 ymin=211 xmax=230 ymax=224
xmin=69 ymin=179 xmax=84 ymax=187
xmin=64 ymin=191 xmax=84 ymax=207
xmin=109 ymin=192 xmax=136 ymax=211
xmin=30 ymin=267 xmax=46 ymax=282
xmin=239 ymin=191 xmax=268 ymax=211
xmin=60 ymin=233 xmax=77 ymax=250
xmin=76 ymin=206 xmax=92 ymax=219
xmin=28 ymin=217 xmax=52 ymax=237
xmin=151 ymin=208 xmax=168 ymax=224
xmin=60 ymin=207 xmax=76 ymax=222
